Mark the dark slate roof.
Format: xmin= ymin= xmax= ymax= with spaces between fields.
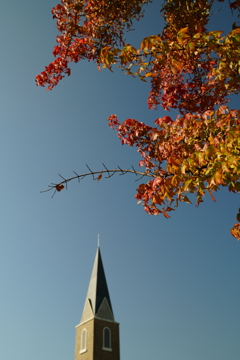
xmin=83 ymin=247 xmax=113 ymax=317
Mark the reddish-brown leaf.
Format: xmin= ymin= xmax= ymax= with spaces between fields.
xmin=56 ymin=184 xmax=65 ymax=192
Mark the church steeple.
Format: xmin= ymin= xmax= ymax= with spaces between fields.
xmin=74 ymin=247 xmax=120 ymax=360
xmin=81 ymin=247 xmax=114 ymax=322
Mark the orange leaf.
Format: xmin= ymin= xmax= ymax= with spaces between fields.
xmin=230 ymin=223 xmax=240 ymax=240
xmin=209 ymin=192 xmax=216 ymax=202
xmin=97 ymin=174 xmax=103 ymax=181
xmin=152 ymin=194 xmax=163 ymax=205
xmin=177 ymin=27 xmax=190 ymax=44
xmin=163 ymin=209 xmax=171 ymax=218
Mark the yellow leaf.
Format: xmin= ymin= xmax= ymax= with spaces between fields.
xmin=140 ymin=35 xmax=162 ymax=50
xmin=208 ymin=134 xmax=214 ymax=145
xmin=181 ymin=195 xmax=192 ymax=204
xmin=181 ymin=164 xmax=187 ymax=174
xmin=177 ymin=27 xmax=190 ymax=44
xmin=213 ymin=171 xmax=223 ymax=185
xmin=205 ymin=145 xmax=217 ymax=158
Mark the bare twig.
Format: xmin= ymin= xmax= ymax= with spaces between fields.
xmin=86 ymin=164 xmax=95 ymax=180
xmin=40 ymin=164 xmax=155 ymax=197
xmin=73 ymin=171 xmax=80 ymax=183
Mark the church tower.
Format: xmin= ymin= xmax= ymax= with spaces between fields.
xmin=74 ymin=247 xmax=120 ymax=360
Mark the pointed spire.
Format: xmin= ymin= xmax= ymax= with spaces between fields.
xmin=81 ymin=247 xmax=114 ymax=323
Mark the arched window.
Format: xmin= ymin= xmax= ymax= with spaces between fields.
xmin=103 ymin=327 xmax=111 ymax=350
xmin=80 ymin=328 xmax=87 ymax=353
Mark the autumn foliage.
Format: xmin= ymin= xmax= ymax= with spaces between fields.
xmin=37 ymin=0 xmax=240 ymax=240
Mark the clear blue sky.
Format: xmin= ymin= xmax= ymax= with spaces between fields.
xmin=0 ymin=1 xmax=239 ymax=360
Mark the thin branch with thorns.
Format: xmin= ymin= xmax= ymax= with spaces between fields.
xmin=40 ymin=163 xmax=155 ymax=197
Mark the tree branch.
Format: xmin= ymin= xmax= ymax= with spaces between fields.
xmin=40 ymin=165 xmax=155 ymax=197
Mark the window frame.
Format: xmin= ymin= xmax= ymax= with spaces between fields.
xmin=102 ymin=327 xmax=112 ymax=351
xmin=80 ymin=328 xmax=87 ymax=354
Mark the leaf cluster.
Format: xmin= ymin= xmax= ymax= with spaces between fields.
xmin=108 ymin=107 xmax=240 ymax=222
xmin=38 ymin=0 xmax=240 ymax=240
